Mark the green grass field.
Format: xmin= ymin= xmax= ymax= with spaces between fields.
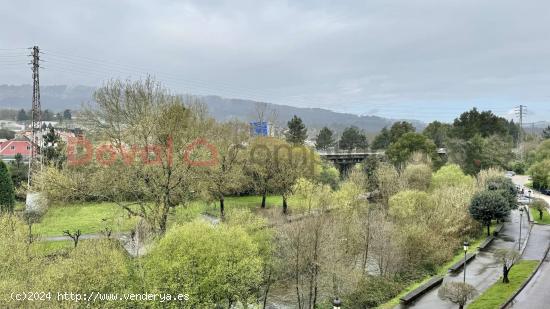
xmin=468 ymin=260 xmax=538 ymax=309
xmin=31 ymin=195 xmax=306 ymax=237
xmin=529 ymin=207 xmax=550 ymax=225
xmin=33 ymin=202 xmax=139 ymax=236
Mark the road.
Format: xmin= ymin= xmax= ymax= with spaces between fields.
xmin=512 ymin=175 xmax=550 ymax=205
xmin=397 ymin=175 xmax=540 ymax=308
xmin=396 ymin=209 xmax=529 ymax=309
xmin=505 ymin=175 xmax=550 ymax=309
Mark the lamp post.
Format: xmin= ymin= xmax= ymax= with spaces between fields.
xmin=332 ymin=297 xmax=342 ymax=309
xmin=519 ymin=207 xmax=524 ymax=250
xmin=463 ymin=241 xmax=469 ymax=283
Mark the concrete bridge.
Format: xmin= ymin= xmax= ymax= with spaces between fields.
xmin=318 ymin=150 xmax=384 ymax=175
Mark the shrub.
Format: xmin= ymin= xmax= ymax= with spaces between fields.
xmin=344 ymin=276 xmax=403 ymax=308
xmin=145 ymin=221 xmax=263 ymax=308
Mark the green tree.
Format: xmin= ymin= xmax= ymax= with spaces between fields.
xmin=246 ymin=137 xmax=287 ymax=208
xmin=531 ymin=199 xmax=549 ymax=221
xmin=528 ymin=159 xmax=550 ymax=189
xmin=431 ymin=164 xmax=474 ymax=189
xmin=63 ymin=109 xmax=72 ymax=120
xmin=389 ymin=121 xmax=415 ymax=143
xmin=469 ymin=190 xmax=510 ymax=236
xmin=16 ymin=109 xmax=28 ymax=121
xmin=145 ymin=222 xmax=263 ymax=308
xmin=201 ymin=120 xmax=249 ymax=218
xmin=9 ymin=153 xmax=28 ymax=187
xmin=403 ymin=163 xmax=432 ymax=191
xmin=386 ymin=132 xmax=438 ymax=167
xmin=81 ymin=77 xmax=207 ymax=234
xmin=543 ymin=126 xmax=550 ymax=139
xmin=271 ymin=144 xmax=319 ymax=214
xmin=339 ymin=126 xmax=368 ymax=150
xmin=451 ymin=108 xmax=509 ymax=139
xmin=389 ymin=190 xmax=432 ymax=222
xmin=42 ymin=126 xmax=66 ymax=168
xmin=314 ymin=126 xmax=335 ymax=150
xmin=0 ymin=161 xmax=15 ymax=213
xmin=371 ymin=127 xmax=391 ymax=150
xmin=317 ymin=161 xmax=340 ymax=190
xmin=285 ymin=115 xmax=308 ymax=145
xmin=423 ymin=121 xmax=451 ymax=148
xmin=42 ymin=109 xmax=53 ymax=121
xmin=449 ymin=134 xmax=514 ymax=175
xmin=0 ymin=129 xmax=15 ymax=139
xmin=486 ymin=176 xmax=518 ymax=209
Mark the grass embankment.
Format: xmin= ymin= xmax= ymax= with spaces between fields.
xmin=379 ymin=224 xmax=497 ymax=309
xmin=467 ymin=260 xmax=538 ymax=309
xmin=32 ymin=195 xmax=306 ymax=237
xmin=33 ymin=203 xmax=139 ymax=236
xmin=529 ymin=207 xmax=550 ymax=225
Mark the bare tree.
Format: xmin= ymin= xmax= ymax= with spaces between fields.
xmin=495 ymin=249 xmax=521 ymax=283
xmin=63 ymin=229 xmax=82 ymax=248
xmin=438 ymin=282 xmax=477 ymax=309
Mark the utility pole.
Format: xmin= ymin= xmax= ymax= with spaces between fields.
xmin=515 ymin=105 xmax=526 ymax=159
xmin=27 ymin=45 xmax=42 ymax=187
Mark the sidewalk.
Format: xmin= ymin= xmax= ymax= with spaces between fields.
xmin=396 ymin=209 xmax=529 ymax=309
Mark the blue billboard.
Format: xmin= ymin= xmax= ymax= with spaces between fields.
xmin=250 ymin=121 xmax=269 ymax=136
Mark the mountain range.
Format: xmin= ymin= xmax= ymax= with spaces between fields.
xmin=0 ymin=84 xmax=427 ymax=134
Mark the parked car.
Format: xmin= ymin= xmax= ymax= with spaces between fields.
xmin=505 ymin=171 xmax=515 ymax=177
xmin=542 ymin=188 xmax=550 ymax=196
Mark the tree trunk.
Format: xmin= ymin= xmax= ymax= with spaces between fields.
xmin=262 ymin=270 xmax=272 ymax=309
xmin=220 ymin=197 xmax=225 ymax=219
xmin=487 ymin=223 xmax=491 ymax=236
xmin=459 ymin=305 xmax=464 ymax=309
xmin=503 ymin=265 xmax=510 ymax=283
xmin=261 ymin=191 xmax=267 ymax=208
xmin=540 ymin=210 xmax=543 ymax=220
xmin=282 ymin=195 xmax=288 ymax=214
xmin=159 ymin=205 xmax=170 ymax=234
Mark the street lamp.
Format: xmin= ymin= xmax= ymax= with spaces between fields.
xmin=463 ymin=241 xmax=469 ymax=283
xmin=332 ymin=297 xmax=342 ymax=309
xmin=519 ymin=207 xmax=524 ymax=250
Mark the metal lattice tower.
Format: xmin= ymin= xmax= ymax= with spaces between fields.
xmin=27 ymin=45 xmax=42 ymax=187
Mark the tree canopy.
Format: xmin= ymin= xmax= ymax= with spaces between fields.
xmin=314 ymin=126 xmax=335 ymax=150
xmin=339 ymin=126 xmax=368 ymax=151
xmin=386 ymin=132 xmax=438 ymax=166
xmin=0 ymin=161 xmax=15 ymax=213
xmin=285 ymin=115 xmax=308 ymax=145
xmin=469 ymin=190 xmax=510 ymax=235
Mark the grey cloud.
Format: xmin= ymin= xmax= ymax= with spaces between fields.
xmin=1 ymin=0 xmax=550 ymax=121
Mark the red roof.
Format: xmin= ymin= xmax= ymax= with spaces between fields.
xmin=0 ymin=140 xmax=31 ymax=156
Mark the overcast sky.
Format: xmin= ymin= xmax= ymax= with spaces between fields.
xmin=1 ymin=0 xmax=550 ymax=122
